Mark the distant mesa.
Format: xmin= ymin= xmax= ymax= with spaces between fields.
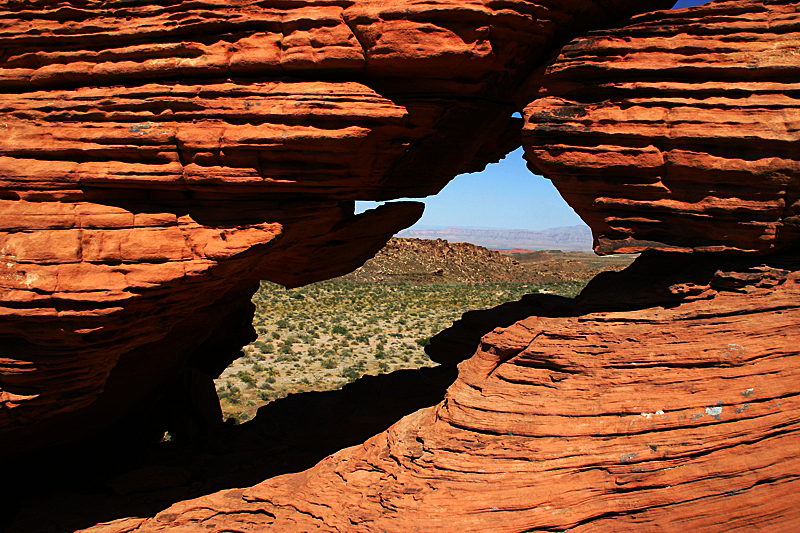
xmin=396 ymin=225 xmax=593 ymax=252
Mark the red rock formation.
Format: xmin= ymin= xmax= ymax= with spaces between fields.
xmin=54 ymin=2 xmax=800 ymax=531
xmin=85 ymin=251 xmax=800 ymax=532
xmin=338 ymin=237 xmax=535 ymax=283
xmin=0 ymin=0 xmax=672 ymax=455
xmin=4 ymin=1 xmax=800 ymax=531
xmin=521 ymin=0 xmax=800 ymax=255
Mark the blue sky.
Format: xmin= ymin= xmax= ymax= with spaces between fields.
xmin=357 ymin=0 xmax=711 ymax=231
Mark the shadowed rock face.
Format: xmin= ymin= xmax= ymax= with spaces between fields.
xmin=4 ymin=365 xmax=458 ymax=533
xmin=521 ymin=0 xmax=800 ymax=255
xmin=0 ymin=0 xmax=672 ymax=456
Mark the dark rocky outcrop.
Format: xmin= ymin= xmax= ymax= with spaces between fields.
xmin=336 ymin=237 xmax=532 ymax=283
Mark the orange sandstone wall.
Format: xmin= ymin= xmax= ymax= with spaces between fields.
xmin=521 ymin=0 xmax=800 ymax=255
xmin=88 ymin=252 xmax=800 ymax=533
xmin=78 ymin=2 xmax=800 ymax=531
xmin=0 ymin=0 xmax=670 ymax=454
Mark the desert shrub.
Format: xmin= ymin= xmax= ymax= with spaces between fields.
xmin=237 ymin=370 xmax=256 ymax=386
xmin=341 ymin=365 xmax=360 ymax=381
xmin=224 ymin=277 xmax=603 ymax=423
xmin=223 ymin=384 xmax=242 ymax=404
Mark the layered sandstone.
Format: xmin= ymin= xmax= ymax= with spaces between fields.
xmin=8 ymin=0 xmax=800 ymax=530
xmin=67 ymin=2 xmax=800 ymax=531
xmin=88 ymin=251 xmax=800 ymax=532
xmin=0 ymin=0 xmax=672 ymax=455
xmin=521 ymin=0 xmax=800 ymax=255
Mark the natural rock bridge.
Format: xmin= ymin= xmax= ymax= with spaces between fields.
xmin=1 ymin=0 xmax=799 ymax=531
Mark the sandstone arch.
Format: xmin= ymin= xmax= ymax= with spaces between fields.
xmin=2 ymin=0 xmax=800 ymax=531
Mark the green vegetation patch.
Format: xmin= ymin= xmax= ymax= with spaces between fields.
xmin=215 ymin=280 xmax=584 ymax=422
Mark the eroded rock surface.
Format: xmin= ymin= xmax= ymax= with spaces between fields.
xmin=521 ymin=0 xmax=800 ymax=255
xmin=87 ymin=251 xmax=800 ymax=532
xmin=65 ymin=2 xmax=800 ymax=531
xmin=0 ymin=0 xmax=670 ymax=453
xmin=7 ymin=0 xmax=800 ymax=531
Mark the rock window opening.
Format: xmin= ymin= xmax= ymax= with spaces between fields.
xmin=216 ymin=147 xmax=631 ymax=424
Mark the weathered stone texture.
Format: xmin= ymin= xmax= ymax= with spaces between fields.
xmin=521 ymin=0 xmax=800 ymax=254
xmin=0 ymin=0 xmax=671 ymax=454
xmin=8 ymin=1 xmax=800 ymax=531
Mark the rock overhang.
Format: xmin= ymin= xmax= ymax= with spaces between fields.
xmin=0 ymin=0 xmax=674 ymax=455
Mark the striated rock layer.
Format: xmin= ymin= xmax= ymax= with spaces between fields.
xmin=521 ymin=0 xmax=800 ymax=255
xmin=88 ymin=250 xmax=800 ymax=532
xmin=4 ymin=0 xmax=800 ymax=530
xmin=0 ymin=0 xmax=672 ymax=454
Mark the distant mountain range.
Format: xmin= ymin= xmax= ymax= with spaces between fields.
xmin=396 ymin=225 xmax=593 ymax=252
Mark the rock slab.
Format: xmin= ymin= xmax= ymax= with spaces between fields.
xmin=86 ymin=251 xmax=800 ymax=532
